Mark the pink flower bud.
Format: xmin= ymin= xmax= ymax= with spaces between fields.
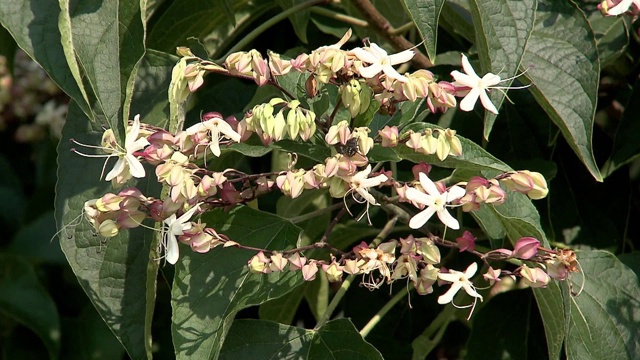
xmin=248 ymin=251 xmax=271 ymax=274
xmin=520 ymin=265 xmax=550 ymax=288
xmin=512 ymin=237 xmax=540 ymax=260
xmin=483 ymin=267 xmax=502 ymax=285
xmin=456 ymin=231 xmax=476 ymax=252
xmin=322 ymin=261 xmax=344 ymax=282
xmin=96 ymin=193 xmax=123 ymax=212
xmin=287 ymin=253 xmax=307 ymax=271
xmin=378 ymin=125 xmax=399 ymax=147
xmin=302 ymin=262 xmax=319 ymax=281
xmin=269 ymin=252 xmax=288 ymax=272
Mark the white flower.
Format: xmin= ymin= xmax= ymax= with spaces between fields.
xmin=345 ymin=165 xmax=388 ymax=205
xmin=450 ymin=54 xmax=502 ymax=114
xmin=105 ymin=115 xmax=150 ymax=181
xmin=606 ymin=0 xmax=640 ymax=15
xmin=162 ymin=203 xmax=201 ymax=264
xmin=437 ymin=262 xmax=483 ymax=305
xmin=351 ymin=43 xmax=414 ymax=82
xmin=187 ymin=115 xmax=241 ymax=157
xmin=405 ymin=172 xmax=465 ymax=230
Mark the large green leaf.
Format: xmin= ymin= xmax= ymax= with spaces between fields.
xmin=522 ymin=0 xmax=601 ymax=181
xmin=401 ymin=0 xmax=445 ymax=63
xmin=172 ymin=206 xmax=305 ymax=359
xmin=219 ymin=319 xmax=383 ymax=359
xmin=533 ymin=282 xmax=569 ymax=360
xmin=131 ymin=50 xmax=178 ymax=127
xmin=588 ymin=14 xmax=629 ymax=68
xmin=468 ymin=0 xmax=536 ymax=139
xmin=55 ymin=102 xmax=158 ymax=360
xmin=0 ymin=254 xmax=60 ymax=359
xmin=59 ymin=0 xmax=146 ymax=141
xmin=564 ymin=250 xmax=640 ymax=359
xmin=472 ymin=192 xmax=548 ymax=246
xmin=148 ymin=0 xmax=273 ymax=56
xmin=0 ymin=0 xmax=90 ymax=115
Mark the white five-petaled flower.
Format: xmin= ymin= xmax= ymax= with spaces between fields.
xmin=437 ymin=262 xmax=483 ymax=305
xmin=450 ymin=54 xmax=502 ymax=115
xmin=187 ymin=115 xmax=241 ymax=157
xmin=405 ymin=172 xmax=465 ymax=230
xmin=606 ymin=0 xmax=640 ymax=15
xmin=346 ymin=165 xmax=388 ymax=206
xmin=105 ymin=114 xmax=150 ymax=181
xmin=351 ymin=43 xmax=414 ymax=82
xmin=163 ymin=203 xmax=201 ymax=264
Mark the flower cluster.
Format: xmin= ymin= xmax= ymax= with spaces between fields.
xmin=69 ymin=31 xmax=578 ymax=318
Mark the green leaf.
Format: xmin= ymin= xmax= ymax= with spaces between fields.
xmin=472 ymin=192 xmax=548 ymax=246
xmin=55 ymin=102 xmax=158 ymax=360
xmin=259 ymin=285 xmax=306 ymax=324
xmin=273 ymin=139 xmax=332 ymax=163
xmin=565 ymin=250 xmax=640 ymax=359
xmin=589 ymin=14 xmax=629 ymax=68
xmin=401 ymin=0 xmax=445 ymax=63
xmin=396 ymin=123 xmax=512 ymax=173
xmin=522 ymin=0 xmax=601 ymax=181
xmin=468 ymin=0 xmax=536 ymax=139
xmin=131 ymin=50 xmax=179 ymax=127
xmin=0 ymin=254 xmax=60 ymax=359
xmin=367 ymin=145 xmax=401 ymax=162
xmin=602 ymin=79 xmax=640 ymax=178
xmin=277 ymin=0 xmax=310 ymax=43
xmin=148 ymin=0 xmax=273 ymax=56
xmin=172 ymin=206 xmax=304 ymax=359
xmin=533 ymin=282 xmax=569 ymax=360
xmin=219 ymin=319 xmax=383 ymax=359
xmin=0 ymin=0 xmax=91 ymax=115
xmin=59 ymin=0 xmax=146 ymax=141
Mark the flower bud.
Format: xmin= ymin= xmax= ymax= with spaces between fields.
xmin=98 ymin=219 xmax=119 ymax=238
xmin=268 ymin=51 xmax=292 ymax=76
xmin=520 ymin=264 xmax=550 ymax=288
xmin=456 ymin=231 xmax=476 ymax=252
xmin=512 ymin=237 xmax=540 ymax=260
xmin=302 ymin=261 xmax=319 ymax=281
xmin=322 ymin=260 xmax=344 ymax=282
xmin=288 ymin=253 xmax=307 ymax=271
xmin=417 ymin=238 xmax=441 ymax=264
xmin=379 ymin=126 xmax=399 ymax=147
xmin=248 ymin=251 xmax=271 ymax=274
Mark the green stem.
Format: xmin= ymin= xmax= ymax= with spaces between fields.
xmin=389 ymin=21 xmax=414 ymax=35
xmin=289 ymin=202 xmax=346 ymax=224
xmin=223 ymin=0 xmax=328 ymax=58
xmin=360 ymin=284 xmax=412 ymax=338
xmin=314 ymin=274 xmax=355 ymax=329
xmin=310 ymin=6 xmax=369 ymax=27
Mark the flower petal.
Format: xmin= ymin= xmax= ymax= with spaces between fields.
xmin=479 ymin=88 xmax=499 ymax=114
xmin=459 ymin=87 xmax=481 ymax=112
xmin=405 ymin=187 xmax=435 ymax=207
xmin=436 ymin=208 xmax=460 ymax=230
xmin=105 ymin=158 xmax=125 ymax=181
xmin=418 ymin=172 xmax=440 ymax=195
xmin=450 ymin=71 xmax=476 ymax=87
xmin=409 ymin=206 xmax=437 ymax=229
xmin=358 ymin=63 xmax=383 ymax=78
xmin=351 ymin=48 xmax=379 ymax=64
xmin=446 ymin=185 xmax=466 ymax=202
xmin=126 ymin=154 xmax=146 ymax=178
xmin=437 ymin=282 xmax=462 ymax=304
xmin=382 ymin=64 xmax=408 ymax=82
xmin=388 ymin=49 xmax=415 ymax=65
xmin=460 ymin=54 xmax=479 ymax=78
xmin=368 ymin=43 xmax=388 ymax=58
xmin=608 ymin=0 xmax=634 ymax=15
xmin=166 ymin=234 xmax=179 ymax=264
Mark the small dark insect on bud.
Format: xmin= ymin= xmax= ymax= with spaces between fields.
xmin=334 ymin=137 xmax=359 ymax=157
